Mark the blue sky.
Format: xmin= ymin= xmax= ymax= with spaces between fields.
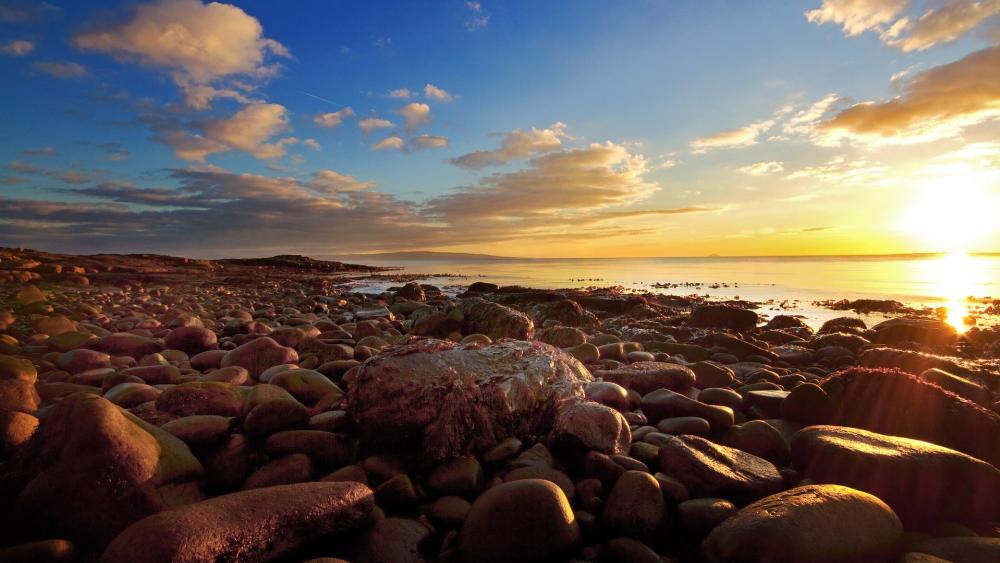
xmin=1 ymin=0 xmax=999 ymax=257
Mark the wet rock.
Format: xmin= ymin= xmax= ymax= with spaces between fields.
xmin=703 ymin=484 xmax=902 ymax=563
xmin=549 ymin=400 xmax=631 ymax=456
xmin=9 ymin=394 xmax=203 ymax=546
xmin=457 ymin=298 xmax=535 ymax=340
xmin=458 ymin=479 xmax=581 ymax=563
xmin=585 ymin=381 xmax=630 ymax=411
xmin=657 ymin=434 xmax=783 ymax=502
xmin=347 ymin=339 xmax=590 ymax=464
xmin=101 ymin=482 xmax=373 ymax=563
xmin=871 ymin=317 xmax=957 ymax=347
xmin=595 ymin=361 xmax=696 ymax=394
xmin=688 ymin=305 xmax=758 ymax=332
xmin=791 ymin=425 xmax=1000 ymax=525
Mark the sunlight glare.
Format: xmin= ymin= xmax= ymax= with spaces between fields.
xmin=918 ymin=252 xmax=985 ymax=332
xmin=899 ymin=176 xmax=997 ymax=253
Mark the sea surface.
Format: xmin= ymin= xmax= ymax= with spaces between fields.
xmin=344 ymin=253 xmax=1000 ymax=332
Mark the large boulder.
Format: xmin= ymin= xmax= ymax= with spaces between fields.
xmin=6 ymin=394 xmax=203 ymax=546
xmin=347 ymin=339 xmax=591 ymax=464
xmin=870 ymin=317 xmax=957 ymax=347
xmin=529 ymin=299 xmax=600 ymax=330
xmin=688 ymin=305 xmax=758 ymax=332
xmin=101 ymin=482 xmax=373 ymax=563
xmin=703 ymin=484 xmax=902 ymax=563
xmin=791 ymin=425 xmax=1000 ymax=525
xmin=457 ymin=298 xmax=535 ymax=340
xmin=221 ymin=337 xmax=298 ymax=380
xmin=821 ymin=367 xmax=1000 ymax=467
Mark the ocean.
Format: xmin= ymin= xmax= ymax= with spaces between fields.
xmin=344 ymin=253 xmax=1000 ymax=332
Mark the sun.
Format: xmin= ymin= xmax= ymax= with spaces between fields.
xmin=899 ymin=176 xmax=998 ymax=253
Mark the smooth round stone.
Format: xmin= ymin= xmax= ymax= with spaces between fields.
xmin=625 ymin=350 xmax=655 ymax=362
xmin=656 ymin=416 xmax=711 ymax=436
xmin=566 ymin=343 xmax=600 ymax=363
xmin=743 ymin=389 xmax=789 ymax=418
xmin=483 ymin=437 xmax=523 ymax=464
xmin=724 ymin=420 xmax=791 ymax=466
xmin=458 ymin=479 xmax=581 ymax=563
xmin=780 ymin=382 xmax=835 ymax=425
xmin=161 ymin=415 xmax=232 ymax=448
xmin=154 ymin=381 xmax=242 ymax=417
xmin=910 ymin=537 xmax=1000 ymax=562
xmin=425 ymin=495 xmax=472 ymax=526
xmin=691 ymin=361 xmax=736 ymax=389
xmin=677 ymin=497 xmax=737 ymax=533
xmin=586 ymin=381 xmax=630 ymax=411
xmin=243 ymin=453 xmax=314 ymax=489
xmin=0 ymin=539 xmax=74 ymax=562
xmin=505 ymin=466 xmax=575 ymax=500
xmin=602 ymin=537 xmax=663 ymax=563
xmin=375 ymin=474 xmax=418 ymax=507
xmin=602 ymin=470 xmax=665 ymax=539
xmin=698 ymin=388 xmax=743 ymax=410
xmin=426 ymin=456 xmax=483 ymax=496
xmin=703 ymin=484 xmax=903 ymax=563
xmin=0 ymin=410 xmax=39 ymax=454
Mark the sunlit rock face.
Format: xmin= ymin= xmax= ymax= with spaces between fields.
xmin=346 ymin=338 xmax=592 ymax=464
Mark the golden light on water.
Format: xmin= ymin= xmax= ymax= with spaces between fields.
xmin=918 ymin=253 xmax=984 ymax=333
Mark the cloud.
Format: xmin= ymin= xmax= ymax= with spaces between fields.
xmin=449 ymin=122 xmax=569 ymax=168
xmin=374 ymin=36 xmax=392 ymax=49
xmin=805 ymin=0 xmax=1000 ymax=51
xmin=464 ymin=1 xmax=490 ymax=31
xmin=21 ymin=147 xmax=56 ymax=157
xmin=0 ymin=1 xmax=58 ymax=23
xmin=372 ymin=136 xmax=405 ymax=151
xmin=303 ymin=138 xmax=321 ymax=151
xmin=782 ymin=93 xmax=843 ymax=137
xmin=412 ymin=134 xmax=449 ymax=150
xmin=397 ymin=102 xmax=431 ymax=132
xmin=310 ymin=170 xmax=375 ymax=193
xmin=690 ymin=119 xmax=775 ymax=153
xmin=0 ymin=39 xmax=34 ymax=56
xmin=739 ymin=161 xmax=785 ymax=176
xmin=73 ymin=0 xmax=289 ymax=109
xmin=313 ymin=107 xmax=355 ymax=128
xmin=358 ymin=117 xmax=394 ymax=135
xmin=805 ymin=0 xmax=910 ymax=37
xmin=8 ymin=160 xmax=40 ymax=174
xmin=818 ymin=45 xmax=1000 ymax=145
xmin=163 ymin=102 xmax=298 ymax=161
xmin=34 ymin=60 xmax=87 ymax=78
xmin=97 ymin=142 xmax=130 ymax=161
xmin=0 ymin=176 xmax=25 ymax=185
xmin=786 ymin=156 xmax=889 ymax=185
xmin=388 ymin=88 xmax=414 ymax=99
xmin=424 ymin=83 xmax=455 ymax=102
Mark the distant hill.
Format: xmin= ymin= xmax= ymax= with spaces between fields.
xmin=331 ymin=251 xmax=521 ymax=261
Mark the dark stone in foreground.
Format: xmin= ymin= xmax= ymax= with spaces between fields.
xmin=791 ymin=425 xmax=1000 ymax=525
xmin=347 ymin=339 xmax=591 ymax=464
xmin=100 ymin=482 xmax=373 ymax=563
xmin=703 ymin=484 xmax=902 ymax=563
xmin=657 ymin=434 xmax=783 ymax=503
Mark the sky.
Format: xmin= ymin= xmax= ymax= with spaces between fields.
xmin=1 ymin=0 xmax=999 ymax=258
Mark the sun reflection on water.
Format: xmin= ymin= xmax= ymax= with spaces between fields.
xmin=918 ymin=253 xmax=985 ymax=333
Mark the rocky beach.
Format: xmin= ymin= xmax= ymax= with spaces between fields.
xmin=0 ymin=246 xmax=997 ymax=562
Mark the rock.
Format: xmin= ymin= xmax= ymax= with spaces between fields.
xmin=779 ymin=382 xmax=834 ymax=425
xmin=595 ymin=361 xmax=696 ymax=394
xmin=160 ymin=415 xmax=232 ymax=448
xmin=871 ymin=317 xmax=957 ymax=347
xmin=425 ymin=495 xmax=472 ymax=526
xmin=265 ymin=430 xmax=357 ymax=468
xmin=466 ymin=281 xmax=499 ymax=293
xmin=688 ymin=305 xmax=758 ymax=332
xmin=9 ymin=394 xmax=203 ymax=546
xmin=122 ymin=364 xmax=180 ymax=385
xmin=104 ymin=382 xmax=160 ymax=408
xmin=190 ymin=349 xmax=226 ymax=371
xmin=602 ymin=470 xmax=664 ymax=538
xmin=0 ymin=354 xmax=37 ymax=383
xmin=566 ymin=342 xmax=600 ymax=363
xmin=221 ymin=337 xmax=298 ymax=380
xmin=353 ymin=517 xmax=431 ymax=563
xmin=919 ymin=367 xmax=991 ymax=406
xmin=860 ymin=347 xmax=965 ymax=375
xmin=163 ymin=327 xmax=218 ymax=355
xmin=657 ymin=435 xmax=783 ymax=502
xmin=549 ymin=400 xmax=631 ymax=456
xmin=347 ymin=339 xmax=591 ymax=464
xmin=657 ymin=416 xmax=711 ymax=436
xmin=0 ymin=379 xmax=40 ymax=413
xmin=505 ymin=466 xmax=575 ymax=499
xmin=242 ymin=453 xmax=314 ymax=489
xmin=585 ymin=381 xmax=630 ymax=411
xmin=640 ymin=389 xmax=734 ymax=431
xmin=821 ymin=367 xmax=1000 ymax=467
xmin=791 ymin=425 xmax=1000 ymax=525
xmin=96 ymin=333 xmax=163 ymax=359
xmin=0 ymin=410 xmax=38 ymax=454
xmin=538 ymin=326 xmax=588 ymax=348
xmin=201 ymin=434 xmax=258 ymax=490
xmin=426 ymin=456 xmax=483 ymax=496
xmin=712 ymin=333 xmax=778 ymax=361
xmin=910 ymin=537 xmax=1000 ymax=562
xmin=723 ymin=419 xmax=790 ymax=466
xmin=690 ymin=361 xmax=735 ymax=389
xmin=374 ymin=474 xmax=417 ymax=507
xmin=100 ymin=482 xmax=374 ymax=563
xmin=54 ymin=348 xmax=111 ymax=375
xmin=602 ymin=537 xmax=664 ymax=563
xmin=456 ymin=298 xmax=535 ymax=340
xmin=270 ymin=368 xmax=340 ymax=406
xmin=154 ymin=382 xmax=243 ymax=418
xmin=677 ymin=498 xmax=737 ymax=534
xmin=458 ymin=479 xmax=581 ymax=563
xmin=0 ymin=539 xmax=74 ymax=563
xmin=702 ymin=484 xmax=902 ymax=563
xmin=529 ymin=299 xmax=600 ymax=329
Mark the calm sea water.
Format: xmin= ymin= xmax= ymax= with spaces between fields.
xmin=344 ymin=253 xmax=1000 ymax=331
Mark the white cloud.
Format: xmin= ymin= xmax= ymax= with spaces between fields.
xmin=372 ymin=136 xmax=405 ymax=151
xmin=412 ymin=134 xmax=449 ymax=150
xmin=690 ymin=119 xmax=775 ymax=153
xmin=739 ymin=161 xmax=785 ymax=176
xmin=303 ymin=138 xmax=321 ymax=151
xmin=358 ymin=117 xmax=394 ymax=135
xmin=74 ymin=0 xmax=289 ymax=109
xmin=166 ymin=103 xmax=298 ymax=161
xmin=424 ymin=83 xmax=455 ymax=102
xmin=449 ymin=122 xmax=569 ymax=168
xmin=313 ymin=107 xmax=355 ymax=128
xmin=388 ymin=88 xmax=414 ymax=99
xmin=786 ymin=156 xmax=889 ymax=185
xmin=0 ymin=39 xmax=34 ymax=56
xmin=310 ymin=170 xmax=374 ymax=193
xmin=464 ymin=1 xmax=490 ymax=31
xmin=805 ymin=0 xmax=910 ymax=37
xmin=397 ymin=103 xmax=431 ymax=132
